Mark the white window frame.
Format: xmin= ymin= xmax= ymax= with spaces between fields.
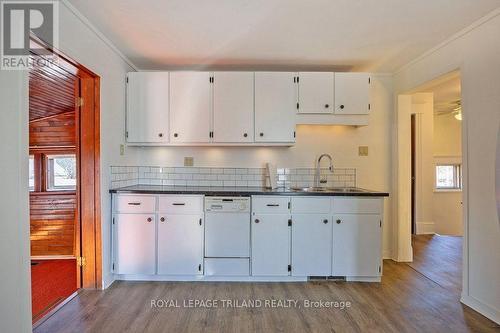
xmin=435 ymin=163 xmax=462 ymax=191
xmin=46 ymin=154 xmax=77 ymax=191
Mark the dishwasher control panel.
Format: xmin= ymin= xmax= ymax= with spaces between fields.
xmin=205 ymin=197 xmax=250 ymax=212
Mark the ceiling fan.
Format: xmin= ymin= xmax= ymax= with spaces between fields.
xmin=435 ymin=100 xmax=462 ymax=120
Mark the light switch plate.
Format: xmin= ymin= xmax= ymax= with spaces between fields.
xmin=184 ymin=157 xmax=194 ymax=166
xmin=358 ymin=146 xmax=369 ymax=156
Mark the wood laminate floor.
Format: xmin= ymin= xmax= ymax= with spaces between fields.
xmin=35 ymin=236 xmax=499 ymax=333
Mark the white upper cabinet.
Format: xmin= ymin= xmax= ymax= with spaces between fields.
xmin=213 ymin=72 xmax=254 ymax=143
xmin=126 ymin=72 xmax=169 ymax=143
xmin=297 ymin=72 xmax=334 ymax=114
xmin=169 ymin=72 xmax=212 ymax=143
xmin=334 ymin=73 xmax=371 ymax=115
xmin=254 ymin=72 xmax=297 ymax=143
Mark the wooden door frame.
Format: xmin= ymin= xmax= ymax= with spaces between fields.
xmin=30 ymin=36 xmax=102 ymax=289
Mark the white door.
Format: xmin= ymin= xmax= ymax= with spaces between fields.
xmin=332 ymin=214 xmax=382 ymax=277
xmin=169 ymin=72 xmax=212 ymax=143
xmin=213 ymin=72 xmax=254 ymax=143
xmin=205 ymin=212 xmax=250 ymax=257
xmin=114 ymin=214 xmax=156 ymax=275
xmin=298 ymin=72 xmax=334 ymax=114
xmin=251 ymin=214 xmax=291 ymax=276
xmin=126 ymin=72 xmax=169 ymax=143
xmin=254 ymin=72 xmax=297 ymax=143
xmin=334 ymin=73 xmax=370 ymax=115
xmin=291 ymin=214 xmax=332 ymax=276
xmin=157 ymin=214 xmax=204 ymax=275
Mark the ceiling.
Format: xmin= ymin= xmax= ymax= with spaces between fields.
xmin=68 ymin=0 xmax=500 ymax=72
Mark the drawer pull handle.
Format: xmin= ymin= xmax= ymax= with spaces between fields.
xmin=266 ymin=204 xmax=279 ymax=207
xmin=323 ymin=219 xmax=329 ymax=224
xmin=336 ymin=219 xmax=342 ymax=224
xmin=128 ymin=202 xmax=141 ymax=206
xmin=172 ymin=203 xmax=186 ymax=206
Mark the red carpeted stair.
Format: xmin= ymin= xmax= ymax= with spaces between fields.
xmin=31 ymin=259 xmax=77 ymax=321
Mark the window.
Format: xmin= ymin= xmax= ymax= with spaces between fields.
xmin=435 ymin=164 xmax=461 ymax=190
xmin=29 ymin=155 xmax=35 ymax=191
xmin=47 ymin=154 xmax=77 ymax=191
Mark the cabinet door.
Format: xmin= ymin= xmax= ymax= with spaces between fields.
xmin=251 ymin=213 xmax=291 ymax=276
xmin=298 ymin=72 xmax=334 ymax=114
xmin=126 ymin=72 xmax=169 ymax=143
xmin=332 ymin=214 xmax=382 ymax=277
xmin=291 ymin=214 xmax=332 ymax=276
xmin=254 ymin=72 xmax=297 ymax=143
xmin=157 ymin=214 xmax=204 ymax=275
xmin=114 ymin=214 xmax=156 ymax=275
xmin=334 ymin=73 xmax=370 ymax=115
xmin=213 ymin=72 xmax=254 ymax=143
xmin=169 ymin=72 xmax=212 ymax=143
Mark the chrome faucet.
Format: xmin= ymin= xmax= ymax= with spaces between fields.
xmin=315 ymin=154 xmax=334 ymax=187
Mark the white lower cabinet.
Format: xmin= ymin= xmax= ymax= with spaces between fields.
xmin=157 ymin=214 xmax=204 ymax=275
xmin=291 ymin=214 xmax=332 ymax=276
xmin=114 ymin=214 xmax=156 ymax=275
xmin=332 ymin=214 xmax=382 ymax=277
xmin=251 ymin=213 xmax=291 ymax=276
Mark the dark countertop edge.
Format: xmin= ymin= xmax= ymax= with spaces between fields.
xmin=109 ymin=186 xmax=389 ymax=197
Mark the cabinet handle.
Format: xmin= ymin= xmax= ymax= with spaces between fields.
xmin=325 ymin=104 xmax=329 ymax=108
xmin=339 ymin=105 xmax=345 ymax=110
xmin=260 ymin=132 xmax=264 ymax=137
xmin=336 ymin=219 xmax=341 ymax=224
xmin=160 ymin=217 xmax=165 ymax=222
xmin=255 ymin=219 xmax=260 ymax=223
xmin=266 ymin=204 xmax=279 ymax=207
xmin=174 ymin=133 xmax=178 ymax=138
xmin=172 ymin=203 xmax=186 ymax=206
xmin=147 ymin=217 xmax=153 ymax=222
xmin=243 ymin=133 xmax=248 ymax=137
xmin=323 ymin=219 xmax=329 ymax=224
xmin=158 ymin=133 xmax=163 ymax=138
xmin=127 ymin=202 xmax=141 ymax=206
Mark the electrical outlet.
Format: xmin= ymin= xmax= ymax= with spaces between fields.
xmin=120 ymin=144 xmax=125 ymax=156
xmin=184 ymin=157 xmax=194 ymax=166
xmin=358 ymin=146 xmax=369 ymax=156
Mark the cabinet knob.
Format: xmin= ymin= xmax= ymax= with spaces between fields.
xmin=325 ymin=104 xmax=329 ymax=108
xmin=259 ymin=133 xmax=264 ymax=137
xmin=255 ymin=219 xmax=260 ymax=223
xmin=174 ymin=133 xmax=178 ymax=138
xmin=323 ymin=219 xmax=329 ymax=224
xmin=339 ymin=105 xmax=345 ymax=110
xmin=147 ymin=217 xmax=152 ymax=222
xmin=158 ymin=133 xmax=163 ymax=138
xmin=160 ymin=217 xmax=165 ymax=222
xmin=243 ymin=133 xmax=248 ymax=137
xmin=336 ymin=219 xmax=341 ymax=224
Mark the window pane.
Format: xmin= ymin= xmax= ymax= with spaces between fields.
xmin=47 ymin=155 xmax=77 ymax=191
xmin=29 ymin=156 xmax=34 ymax=191
xmin=436 ymin=164 xmax=460 ymax=189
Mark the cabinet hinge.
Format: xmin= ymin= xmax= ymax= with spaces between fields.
xmin=125 ymin=131 xmax=129 ymax=139
xmin=380 ymin=220 xmax=382 ymax=228
xmin=378 ymin=265 xmax=381 ymax=273
xmin=293 ymin=131 xmax=296 ymax=138
xmin=112 ymin=263 xmax=115 ymax=271
xmin=288 ymin=264 xmax=292 ymax=272
xmin=199 ymin=218 xmax=202 ymax=226
xmin=288 ymin=202 xmax=291 ymax=209
xmin=112 ymin=217 xmax=115 ymax=225
xmin=198 ymin=264 xmax=202 ymax=271
xmin=75 ymin=97 xmax=84 ymax=107
xmin=296 ymin=102 xmax=299 ymax=110
xmin=209 ymin=131 xmax=214 ymax=138
xmin=126 ymin=77 xmax=129 ymax=83
xmin=293 ymin=77 xmax=296 ymax=83
xmin=296 ymin=76 xmax=299 ymax=83
xmin=368 ymin=77 xmax=371 ymax=84
xmin=368 ymin=103 xmax=371 ymax=110
xmin=288 ymin=219 xmax=292 ymax=226
xmin=77 ymin=257 xmax=86 ymax=267
xmin=209 ymin=76 xmax=214 ymax=83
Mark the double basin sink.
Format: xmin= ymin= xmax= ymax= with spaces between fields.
xmin=288 ymin=187 xmax=368 ymax=193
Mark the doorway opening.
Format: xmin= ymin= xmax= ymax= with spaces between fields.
xmin=398 ymin=70 xmax=464 ymax=292
xmin=29 ymin=37 xmax=102 ymax=325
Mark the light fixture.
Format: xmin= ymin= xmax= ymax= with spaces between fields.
xmin=454 ymin=112 xmax=462 ymax=121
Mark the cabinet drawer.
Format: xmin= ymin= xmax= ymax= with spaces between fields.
xmin=158 ymin=195 xmax=204 ymax=214
xmin=291 ymin=197 xmax=331 ymax=214
xmin=252 ymin=196 xmax=290 ymax=213
xmin=332 ymin=198 xmax=382 ymax=214
xmin=204 ymin=258 xmax=250 ymax=276
xmin=114 ymin=195 xmax=156 ymax=213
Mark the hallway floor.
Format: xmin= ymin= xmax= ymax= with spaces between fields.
xmin=34 ymin=239 xmax=499 ymax=333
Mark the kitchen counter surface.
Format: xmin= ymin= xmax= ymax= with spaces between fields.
xmin=109 ymin=185 xmax=389 ymax=197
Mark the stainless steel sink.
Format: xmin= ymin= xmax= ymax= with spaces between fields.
xmin=289 ymin=187 xmax=367 ymax=193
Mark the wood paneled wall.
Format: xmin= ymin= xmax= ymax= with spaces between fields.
xmin=30 ymin=193 xmax=76 ymax=256
xmin=29 ymin=112 xmax=76 ymax=148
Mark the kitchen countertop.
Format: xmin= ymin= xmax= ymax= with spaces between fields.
xmin=109 ymin=185 xmax=389 ymax=197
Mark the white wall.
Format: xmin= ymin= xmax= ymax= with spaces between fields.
xmin=131 ymin=75 xmax=395 ymax=258
xmin=394 ymin=10 xmax=500 ymax=323
xmin=0 ymin=72 xmax=32 ymax=332
xmin=433 ymin=113 xmax=463 ymax=235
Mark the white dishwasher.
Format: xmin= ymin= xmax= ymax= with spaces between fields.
xmin=204 ymin=197 xmax=250 ymax=276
